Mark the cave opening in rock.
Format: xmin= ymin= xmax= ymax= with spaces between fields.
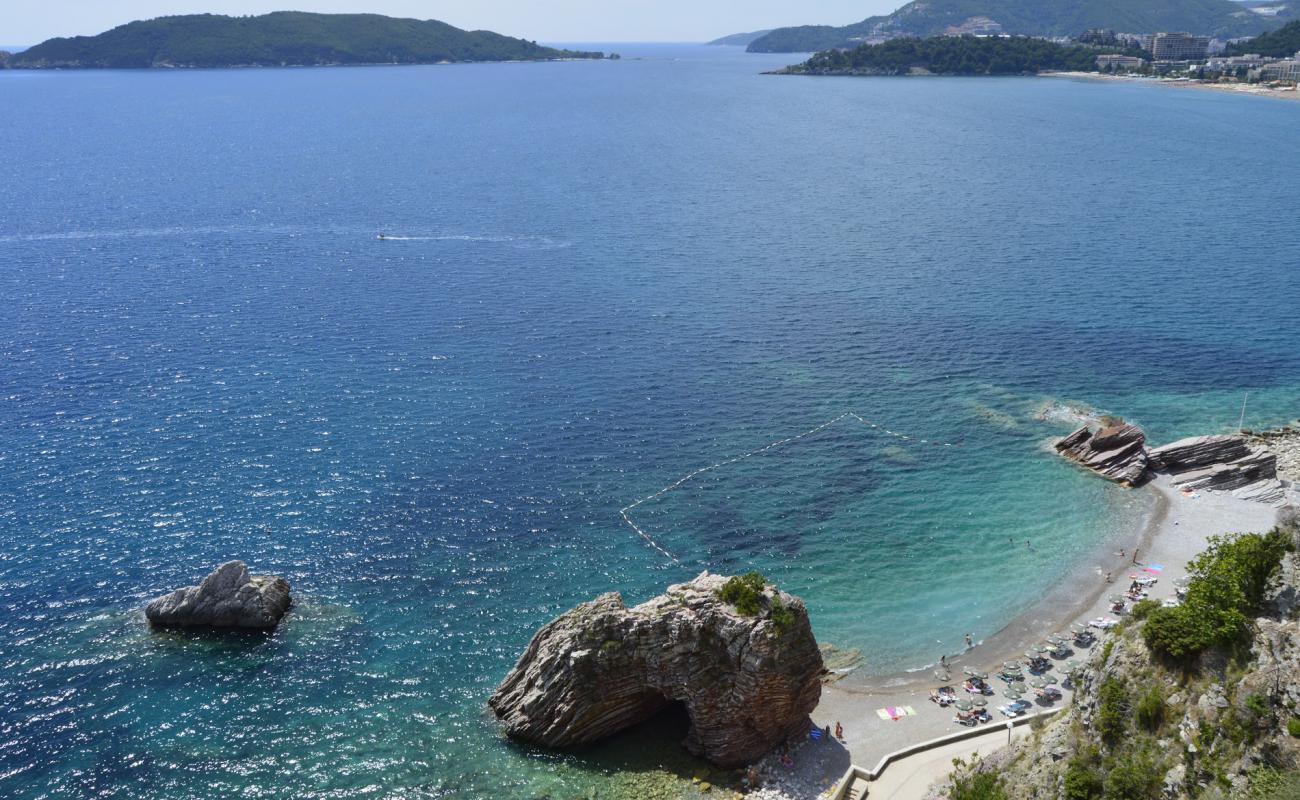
xmin=600 ymin=696 xmax=694 ymax=754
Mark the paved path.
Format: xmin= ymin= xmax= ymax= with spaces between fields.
xmin=866 ymin=724 xmax=1033 ymax=800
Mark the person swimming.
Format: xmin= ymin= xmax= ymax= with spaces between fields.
xmin=377 ymin=233 xmax=387 ymax=240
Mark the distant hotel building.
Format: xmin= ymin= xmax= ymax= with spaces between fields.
xmin=1204 ymin=53 xmax=1272 ymax=73
xmin=1150 ymin=32 xmax=1210 ymax=61
xmin=1096 ymin=54 xmax=1146 ymax=71
xmin=1257 ymin=53 xmax=1300 ymax=81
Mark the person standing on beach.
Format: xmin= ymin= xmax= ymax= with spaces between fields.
xmin=1132 ymin=548 xmax=1140 ymax=565
xmin=965 ymin=632 xmax=974 ymax=649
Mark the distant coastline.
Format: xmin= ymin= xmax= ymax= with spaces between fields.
xmin=2 ymin=12 xmax=610 ymax=70
xmin=1043 ymin=70 xmax=1300 ymax=101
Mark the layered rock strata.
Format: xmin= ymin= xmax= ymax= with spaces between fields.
xmin=489 ymin=572 xmax=824 ymax=768
xmin=145 ymin=560 xmax=292 ymax=629
xmin=1150 ymin=434 xmax=1287 ymax=505
xmin=1054 ymin=423 xmax=1149 ymax=486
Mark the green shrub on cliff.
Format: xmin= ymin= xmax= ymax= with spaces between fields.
xmin=1143 ymin=529 xmax=1289 ymax=664
xmin=1103 ymin=749 xmax=1163 ymax=799
xmin=1063 ymin=761 xmax=1104 ymax=800
xmin=1135 ymin=685 xmax=1165 ymax=732
xmin=1097 ymin=678 xmax=1129 ymax=746
xmin=949 ymin=771 xmax=1009 ymax=800
xmin=717 ymin=572 xmax=767 ymax=616
xmin=1129 ymin=599 xmax=1160 ymax=621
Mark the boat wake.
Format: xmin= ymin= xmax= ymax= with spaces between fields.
xmin=376 ymin=233 xmax=571 ymax=250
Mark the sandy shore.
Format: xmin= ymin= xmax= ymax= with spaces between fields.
xmin=802 ymin=474 xmax=1281 ymax=787
xmin=1043 ymin=71 xmax=1300 ymax=102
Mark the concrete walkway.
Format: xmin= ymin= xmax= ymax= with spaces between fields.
xmin=865 ymin=723 xmax=1033 ymax=800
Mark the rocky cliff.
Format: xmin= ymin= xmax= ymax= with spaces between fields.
xmin=932 ymin=518 xmax=1300 ymax=800
xmin=145 ymin=560 xmax=291 ymax=629
xmin=489 ymin=572 xmax=824 ymax=768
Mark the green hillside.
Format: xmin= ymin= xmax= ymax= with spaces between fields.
xmin=6 ymin=12 xmax=605 ymax=69
xmin=782 ymin=35 xmax=1124 ymax=75
xmin=750 ymin=0 xmax=1287 ymax=52
xmin=706 ymin=30 xmax=774 ymax=46
xmin=1226 ymin=18 xmax=1300 ymax=53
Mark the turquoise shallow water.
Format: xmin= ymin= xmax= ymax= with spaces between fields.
xmin=1 ymin=44 xmax=1299 ymax=798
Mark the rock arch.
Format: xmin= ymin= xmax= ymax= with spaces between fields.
xmin=488 ymin=572 xmax=824 ymax=767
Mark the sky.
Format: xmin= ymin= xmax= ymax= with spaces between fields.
xmin=0 ymin=1 xmax=902 ymax=46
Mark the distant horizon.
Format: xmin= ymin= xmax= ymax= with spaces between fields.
xmin=0 ymin=2 xmax=897 ymax=47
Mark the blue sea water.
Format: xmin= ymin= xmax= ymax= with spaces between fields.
xmin=1 ymin=44 xmax=1299 ymax=798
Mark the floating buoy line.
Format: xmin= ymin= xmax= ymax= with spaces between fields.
xmin=620 ymin=412 xmax=963 ymax=562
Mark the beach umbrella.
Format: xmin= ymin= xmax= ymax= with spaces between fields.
xmin=1108 ymin=595 xmax=1127 ymax=604
xmin=1003 ymin=689 xmax=1023 ymax=700
xmin=1029 ymin=675 xmax=1054 ymax=689
xmin=1030 ymin=645 xmax=1050 ymax=654
xmin=1174 ymin=577 xmax=1191 ymax=588
xmin=1066 ymin=660 xmax=1083 ymax=673
xmin=970 ymin=670 xmax=989 ymax=680
xmin=1003 ymin=661 xmax=1022 ymax=670
xmin=1045 ymin=634 xmax=1064 ymax=645
xmin=1008 ymin=681 xmax=1028 ymax=693
xmin=971 ymin=697 xmax=988 ymax=708
xmin=955 ymin=699 xmax=974 ymax=711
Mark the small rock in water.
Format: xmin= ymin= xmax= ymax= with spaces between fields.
xmin=145 ymin=560 xmax=291 ymax=630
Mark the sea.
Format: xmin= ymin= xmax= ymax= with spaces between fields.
xmin=1 ymin=43 xmax=1298 ymax=799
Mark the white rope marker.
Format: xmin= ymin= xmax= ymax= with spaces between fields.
xmin=621 ymin=413 xmax=962 ymax=562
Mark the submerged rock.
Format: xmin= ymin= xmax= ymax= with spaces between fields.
xmin=1054 ymin=423 xmax=1149 ymax=487
xmin=145 ymin=560 xmax=291 ymax=629
xmin=489 ymin=572 xmax=824 ymax=768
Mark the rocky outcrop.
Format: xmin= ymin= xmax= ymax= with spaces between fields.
xmin=1147 ymin=434 xmax=1251 ymax=472
xmin=1149 ymin=434 xmax=1288 ymax=505
xmin=1054 ymin=423 xmax=1149 ymax=486
xmin=1247 ymin=421 xmax=1300 ymax=483
xmin=488 ymin=572 xmax=824 ymax=768
xmin=145 ymin=560 xmax=291 ymax=629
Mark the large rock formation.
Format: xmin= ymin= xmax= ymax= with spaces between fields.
xmin=1146 ymin=434 xmax=1251 ymax=472
xmin=145 ymin=561 xmax=291 ymax=629
xmin=1149 ymin=434 xmax=1287 ymax=504
xmin=489 ymin=572 xmax=824 ymax=768
xmin=1054 ymin=423 xmax=1149 ymax=486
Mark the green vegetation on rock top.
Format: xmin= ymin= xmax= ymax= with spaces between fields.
xmin=6 ymin=12 xmax=605 ymax=69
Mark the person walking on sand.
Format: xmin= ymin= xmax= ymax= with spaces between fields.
xmin=1105 ymin=571 xmax=1112 ymax=583
xmin=835 ymin=721 xmax=843 ymax=740
xmin=965 ymin=632 xmax=974 ymax=649
xmin=1132 ymin=548 xmax=1140 ymax=565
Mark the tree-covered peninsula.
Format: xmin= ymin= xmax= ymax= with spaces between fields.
xmin=1226 ymin=19 xmax=1300 ymax=56
xmin=780 ymin=35 xmax=1124 ymax=76
xmin=4 ymin=12 xmax=607 ymax=69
